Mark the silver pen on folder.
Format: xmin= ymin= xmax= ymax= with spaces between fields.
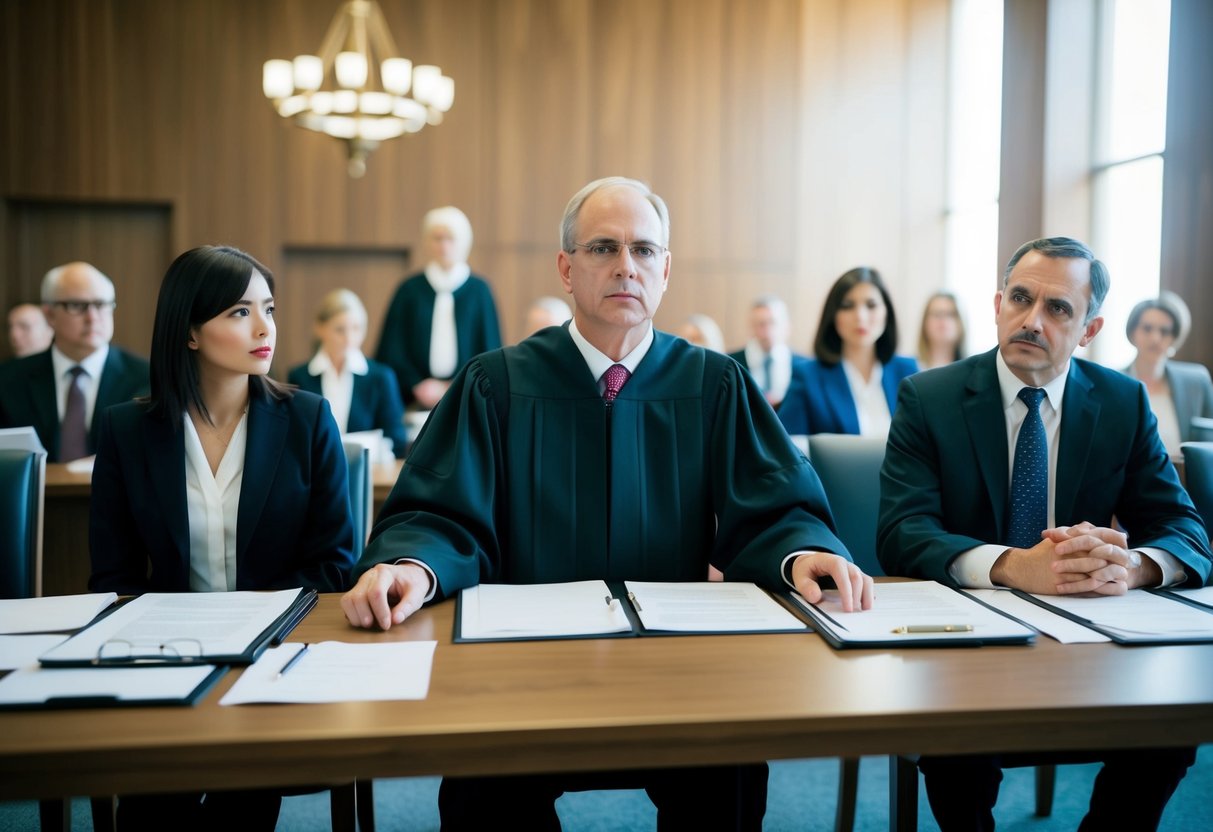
xmin=891 ymin=624 xmax=974 ymax=634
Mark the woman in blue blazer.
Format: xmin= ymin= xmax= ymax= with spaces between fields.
xmin=779 ymin=267 xmax=918 ymax=436
xmin=287 ymin=288 xmax=409 ymax=459
xmin=89 ymin=246 xmax=355 ymax=829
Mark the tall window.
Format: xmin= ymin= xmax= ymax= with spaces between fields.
xmin=1090 ymin=0 xmax=1171 ymax=368
xmin=944 ymin=0 xmax=1003 ymax=355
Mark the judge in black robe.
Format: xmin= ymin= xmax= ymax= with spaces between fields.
xmin=343 ymin=177 xmax=872 ymax=831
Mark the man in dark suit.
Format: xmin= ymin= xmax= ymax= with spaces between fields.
xmin=0 ymin=262 xmax=149 ymax=461
xmin=878 ymin=237 xmax=1211 ymax=831
xmin=727 ymin=295 xmax=809 ymax=411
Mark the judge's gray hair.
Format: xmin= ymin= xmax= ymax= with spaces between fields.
xmin=1003 ymin=237 xmax=1109 ymax=323
xmin=560 ymin=177 xmax=670 ymax=253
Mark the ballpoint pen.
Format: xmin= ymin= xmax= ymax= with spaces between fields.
xmin=891 ymin=624 xmax=974 ymax=634
xmin=275 ymin=643 xmax=310 ymax=680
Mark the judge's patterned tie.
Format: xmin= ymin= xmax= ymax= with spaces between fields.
xmin=60 ymin=365 xmax=89 ymax=462
xmin=602 ymin=364 xmax=631 ymax=403
xmin=1007 ymin=386 xmax=1047 ymax=549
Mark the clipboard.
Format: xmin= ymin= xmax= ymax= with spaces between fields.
xmin=38 ymin=588 xmax=317 ymax=667
xmin=452 ymin=580 xmax=812 ymax=644
xmin=0 ymin=664 xmax=226 ymax=710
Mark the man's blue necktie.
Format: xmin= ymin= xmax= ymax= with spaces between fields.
xmin=762 ymin=353 xmax=774 ymax=394
xmin=1007 ymin=387 xmax=1048 ymax=549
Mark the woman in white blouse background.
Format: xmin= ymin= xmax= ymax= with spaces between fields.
xmin=88 ymin=245 xmax=354 ymax=828
xmin=288 ymin=288 xmax=408 ymax=459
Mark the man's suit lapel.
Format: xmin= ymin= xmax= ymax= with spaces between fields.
xmin=963 ymin=352 xmax=1010 ymax=535
xmin=145 ymin=413 xmax=190 ymax=567
xmin=1055 ymin=361 xmax=1099 ymax=524
xmin=822 ymin=364 xmax=860 ymax=434
xmin=237 ymin=393 xmax=288 ymax=564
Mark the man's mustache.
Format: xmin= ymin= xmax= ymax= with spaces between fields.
xmin=1010 ymin=332 xmax=1046 ymax=348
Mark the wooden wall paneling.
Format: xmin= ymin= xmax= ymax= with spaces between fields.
xmin=658 ymin=0 xmax=727 ymax=280
xmin=280 ymin=246 xmax=412 ymax=373
xmin=720 ymin=0 xmax=800 ymax=273
xmin=900 ymin=0 xmax=949 ymax=353
xmin=996 ymin=0 xmax=1047 ymax=272
xmin=1162 ymin=0 xmax=1213 ymax=369
xmin=10 ymin=200 xmax=172 ymax=358
xmin=489 ymin=0 xmax=594 ymax=250
xmin=485 ymin=245 xmax=568 ymax=345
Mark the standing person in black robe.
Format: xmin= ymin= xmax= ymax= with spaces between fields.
xmin=342 ymin=177 xmax=875 ymax=830
xmin=375 ymin=205 xmax=502 ymax=408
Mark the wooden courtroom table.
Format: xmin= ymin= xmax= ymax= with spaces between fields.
xmin=41 ymin=461 xmax=405 ymax=596
xmin=2 ymin=592 xmax=1212 ymax=802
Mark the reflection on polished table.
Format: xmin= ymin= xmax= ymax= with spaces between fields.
xmin=2 ymin=592 xmax=1212 ymax=802
xmin=41 ymin=461 xmax=406 ymax=597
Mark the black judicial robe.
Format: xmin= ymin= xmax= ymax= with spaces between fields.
xmin=374 ymin=273 xmax=502 ymax=405
xmin=358 ymin=326 xmax=850 ymax=597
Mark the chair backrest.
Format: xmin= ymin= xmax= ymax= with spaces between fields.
xmin=0 ymin=448 xmax=47 ymax=598
xmin=1180 ymin=441 xmax=1213 ymax=543
xmin=343 ymin=440 xmax=373 ymax=558
xmin=807 ymin=434 xmax=888 ymax=576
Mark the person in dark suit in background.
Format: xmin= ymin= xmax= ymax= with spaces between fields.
xmin=0 ymin=262 xmax=149 ymax=461
xmin=1123 ymin=291 xmax=1213 ymax=456
xmin=727 ymin=295 xmax=808 ymax=410
xmin=375 ymin=206 xmax=502 ymax=409
xmin=89 ymin=246 xmax=355 ymax=830
xmin=341 ymin=176 xmax=873 ymax=830
xmin=6 ymin=302 xmax=53 ymax=359
xmin=878 ymin=237 xmax=1210 ymax=832
xmin=778 ymin=267 xmax=918 ymax=437
xmin=288 ymin=288 xmax=408 ymax=459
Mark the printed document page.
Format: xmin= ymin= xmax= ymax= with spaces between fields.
xmin=0 ymin=593 xmax=118 ymax=634
xmin=1167 ymin=586 xmax=1213 ymax=609
xmin=1027 ymin=590 xmax=1213 ymax=639
xmin=39 ymin=589 xmax=301 ymax=663
xmin=793 ymin=580 xmax=1034 ymax=644
xmin=963 ymin=589 xmax=1110 ymax=643
xmin=623 ymin=581 xmax=807 ymax=632
xmin=0 ymin=635 xmax=68 ymax=670
xmin=460 ymin=581 xmax=632 ymax=639
xmin=220 ymin=641 xmax=438 ymax=704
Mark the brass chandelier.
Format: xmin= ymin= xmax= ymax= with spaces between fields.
xmin=262 ymin=0 xmax=454 ymax=177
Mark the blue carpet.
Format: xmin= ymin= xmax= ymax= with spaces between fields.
xmin=3 ymin=745 xmax=1210 ymax=830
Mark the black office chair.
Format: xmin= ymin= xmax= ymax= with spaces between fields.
xmin=804 ymin=435 xmax=1056 ymax=831
xmin=0 ymin=448 xmax=46 ymax=599
xmin=1181 ymin=441 xmax=1213 ymax=535
xmin=342 ymin=440 xmax=376 ymax=832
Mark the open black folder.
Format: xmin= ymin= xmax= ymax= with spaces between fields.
xmin=1012 ymin=588 xmax=1213 ymax=645
xmin=453 ymin=580 xmax=810 ymax=643
xmin=37 ymin=588 xmax=317 ymax=667
xmin=0 ymin=664 xmax=226 ymax=711
xmin=791 ymin=581 xmax=1036 ymax=649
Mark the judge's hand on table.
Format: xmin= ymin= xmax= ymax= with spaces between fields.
xmin=792 ymin=553 xmax=874 ymax=612
xmin=341 ymin=562 xmax=433 ymax=630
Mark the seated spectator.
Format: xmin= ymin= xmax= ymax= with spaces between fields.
xmin=7 ymin=302 xmax=53 ymax=359
xmin=288 ymin=289 xmax=408 ymax=459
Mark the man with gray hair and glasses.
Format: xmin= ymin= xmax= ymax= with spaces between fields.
xmin=0 ymin=261 xmax=148 ymax=461
xmin=342 ymin=176 xmax=873 ymax=829
xmin=878 ymin=236 xmax=1210 ymax=831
